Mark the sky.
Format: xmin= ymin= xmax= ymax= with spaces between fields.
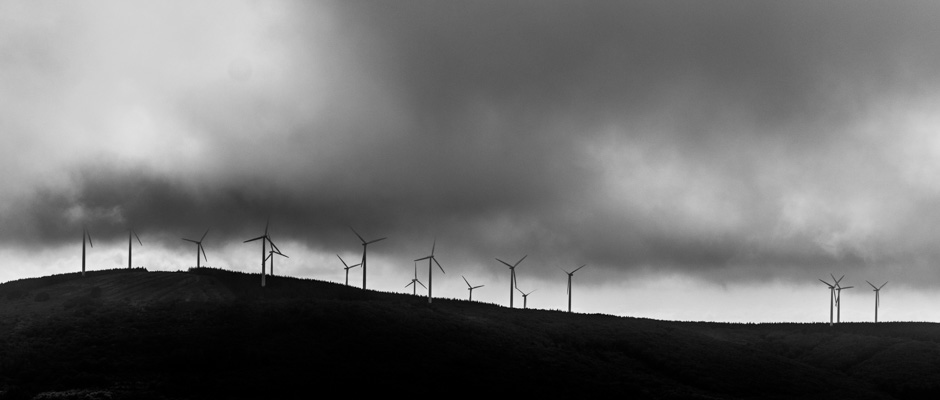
xmin=3 ymin=0 xmax=940 ymax=322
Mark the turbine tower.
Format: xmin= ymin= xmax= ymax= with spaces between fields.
xmin=82 ymin=226 xmax=93 ymax=277
xmin=818 ymin=276 xmax=841 ymax=326
xmin=405 ymin=261 xmax=427 ymax=296
xmin=337 ymin=255 xmax=361 ymax=286
xmin=833 ymin=274 xmax=853 ymax=323
xmin=414 ymin=239 xmax=444 ymax=304
xmin=866 ymin=280 xmax=888 ymax=323
xmin=181 ymin=229 xmax=209 ymax=269
xmin=244 ymin=221 xmax=279 ymax=287
xmin=496 ymin=255 xmax=526 ymax=308
xmin=127 ymin=228 xmax=142 ymax=269
xmin=562 ymin=264 xmax=587 ymax=313
xmin=350 ymin=227 xmax=386 ymax=290
xmin=462 ymin=276 xmax=484 ymax=301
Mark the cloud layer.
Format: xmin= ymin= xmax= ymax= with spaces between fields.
xmin=5 ymin=1 xmax=940 ymax=288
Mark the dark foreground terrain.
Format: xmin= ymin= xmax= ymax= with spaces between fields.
xmin=1 ymin=268 xmax=939 ymax=399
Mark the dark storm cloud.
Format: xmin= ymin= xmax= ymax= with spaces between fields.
xmin=5 ymin=1 xmax=940 ymax=284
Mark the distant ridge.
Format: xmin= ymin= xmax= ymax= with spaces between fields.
xmin=1 ymin=268 xmax=939 ymax=399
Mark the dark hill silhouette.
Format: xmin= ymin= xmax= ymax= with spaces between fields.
xmin=1 ymin=268 xmax=939 ymax=399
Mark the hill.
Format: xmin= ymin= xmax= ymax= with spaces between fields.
xmin=1 ymin=268 xmax=939 ymax=399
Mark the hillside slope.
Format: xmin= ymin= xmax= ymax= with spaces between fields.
xmin=1 ymin=268 xmax=939 ymax=399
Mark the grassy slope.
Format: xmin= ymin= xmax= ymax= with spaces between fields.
xmin=0 ymin=268 xmax=938 ymax=399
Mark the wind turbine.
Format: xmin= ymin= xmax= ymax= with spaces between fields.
xmin=82 ymin=226 xmax=93 ymax=277
xmin=405 ymin=261 xmax=427 ymax=296
xmin=515 ymin=286 xmax=536 ymax=309
xmin=127 ymin=228 xmax=142 ymax=269
xmin=337 ymin=255 xmax=361 ymax=286
xmin=562 ymin=264 xmax=587 ymax=313
xmin=181 ymin=229 xmax=208 ymax=269
xmin=244 ymin=221 xmax=279 ymax=287
xmin=267 ymin=248 xmax=288 ymax=277
xmin=462 ymin=276 xmax=484 ymax=301
xmin=818 ymin=276 xmax=841 ymax=326
xmin=496 ymin=255 xmax=526 ymax=308
xmin=866 ymin=280 xmax=888 ymax=323
xmin=350 ymin=227 xmax=386 ymax=290
xmin=833 ymin=274 xmax=853 ymax=323
xmin=415 ymin=239 xmax=444 ymax=304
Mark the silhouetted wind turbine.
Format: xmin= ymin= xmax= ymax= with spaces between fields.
xmin=82 ymin=226 xmax=93 ymax=277
xmin=866 ymin=280 xmax=888 ymax=323
xmin=337 ymin=255 xmax=361 ymax=286
xmin=405 ymin=261 xmax=427 ymax=296
xmin=127 ymin=228 xmax=142 ymax=269
xmin=462 ymin=276 xmax=484 ymax=301
xmin=267 ymin=248 xmax=288 ymax=277
xmin=833 ymin=274 xmax=853 ymax=323
xmin=818 ymin=276 xmax=841 ymax=326
xmin=515 ymin=286 xmax=536 ymax=309
xmin=415 ymin=239 xmax=444 ymax=304
xmin=350 ymin=227 xmax=386 ymax=290
xmin=496 ymin=255 xmax=526 ymax=308
xmin=181 ymin=229 xmax=208 ymax=269
xmin=562 ymin=264 xmax=587 ymax=313
xmin=244 ymin=221 xmax=278 ymax=287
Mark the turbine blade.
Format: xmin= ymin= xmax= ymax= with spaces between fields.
xmin=349 ymin=227 xmax=366 ymax=243
xmin=183 ymin=238 xmax=199 ymax=244
xmin=434 ymin=258 xmax=445 ymax=274
xmin=200 ymin=245 xmax=207 ymax=262
xmin=495 ymin=258 xmax=513 ymax=268
xmin=366 ymin=237 xmax=387 ymax=245
xmin=474 ymin=285 xmax=484 ymax=289
xmin=133 ymin=230 xmax=142 ymax=246
xmin=337 ymin=254 xmax=349 ymax=268
xmin=415 ymin=256 xmax=432 ymax=261
xmin=462 ymin=276 xmax=471 ymax=288
xmin=244 ymin=236 xmax=265 ymax=243
xmin=529 ymin=289 xmax=537 ymax=295
xmin=514 ymin=254 xmax=528 ymax=267
xmin=350 ymin=263 xmax=361 ymax=268
xmin=405 ymin=281 xmax=414 ymax=288
xmin=431 ymin=238 xmax=436 ymax=256
xmin=417 ymin=280 xmax=427 ymax=289
xmin=572 ymin=264 xmax=587 ymax=273
xmin=264 ymin=219 xmax=269 ymax=235
xmin=200 ymin=229 xmax=209 ymax=242
xmin=867 ymin=280 xmax=877 ymax=290
xmin=87 ymin=230 xmax=93 ymax=248
xmin=561 ymin=268 xmax=571 ymax=275
xmin=880 ymin=282 xmax=888 ymax=289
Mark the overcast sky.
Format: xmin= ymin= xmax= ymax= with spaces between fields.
xmin=4 ymin=1 xmax=940 ymax=322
